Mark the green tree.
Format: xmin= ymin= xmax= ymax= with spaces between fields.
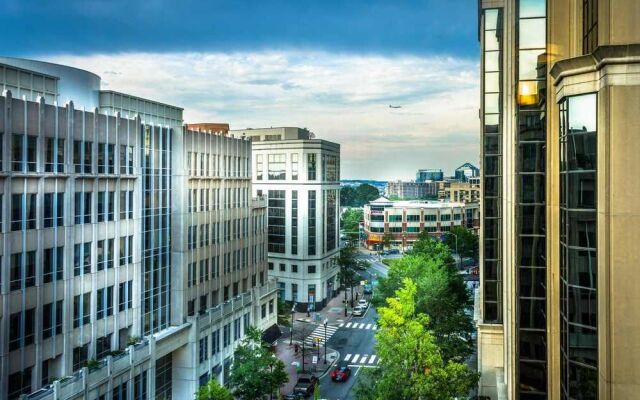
xmin=228 ymin=327 xmax=289 ymax=399
xmin=355 ymin=183 xmax=380 ymax=206
xmin=277 ymin=297 xmax=291 ymax=327
xmin=373 ymin=235 xmax=474 ymax=362
xmin=195 ymin=378 xmax=233 ymax=400
xmin=381 ymin=232 xmax=393 ymax=250
xmin=340 ymin=186 xmax=357 ymax=207
xmin=356 ymin=279 xmax=478 ymax=400
xmin=337 ymin=242 xmax=365 ymax=307
xmin=313 ymin=383 xmax=321 ymax=400
xmin=341 ymin=208 xmax=363 ymax=242
xmin=444 ymin=226 xmax=479 ymax=263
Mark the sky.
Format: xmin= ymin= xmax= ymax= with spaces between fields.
xmin=1 ymin=0 xmax=480 ymax=180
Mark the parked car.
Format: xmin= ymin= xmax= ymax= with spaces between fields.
xmin=388 ymin=249 xmax=400 ymax=255
xmin=293 ymin=374 xmax=318 ymax=397
xmin=358 ymin=299 xmax=369 ymax=308
xmin=363 ymin=284 xmax=373 ymax=294
xmin=352 ymin=306 xmax=365 ymax=317
xmin=330 ymin=362 xmax=352 ymax=382
xmin=380 ymin=250 xmax=389 ymax=256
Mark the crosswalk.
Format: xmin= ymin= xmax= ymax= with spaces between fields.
xmin=343 ymin=353 xmax=379 ymax=365
xmin=337 ymin=322 xmax=377 ymax=330
xmin=303 ymin=324 xmax=339 ymax=347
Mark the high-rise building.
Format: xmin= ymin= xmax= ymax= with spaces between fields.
xmin=416 ymin=168 xmax=444 ymax=182
xmin=0 ymin=58 xmax=278 ymax=400
xmin=439 ymin=177 xmax=481 ymax=203
xmin=454 ymin=162 xmax=480 ymax=182
xmin=232 ymin=127 xmax=341 ymax=312
xmin=477 ymin=1 xmax=640 ymax=399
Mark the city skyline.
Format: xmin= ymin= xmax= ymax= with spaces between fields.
xmin=0 ymin=1 xmax=480 ymax=180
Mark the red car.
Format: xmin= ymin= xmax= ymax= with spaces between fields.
xmin=330 ymin=363 xmax=352 ymax=382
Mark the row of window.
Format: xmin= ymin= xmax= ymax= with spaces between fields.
xmin=187 ymin=186 xmax=251 ymax=212
xmin=256 ymin=153 xmax=324 ymax=181
xmin=9 ymin=134 xmax=135 ymax=175
xmin=370 ymin=213 xmax=463 ymax=222
xmin=187 ymin=219 xmax=255 ymax=249
xmin=198 ymin=313 xmax=252 ymax=363
xmin=186 ymin=151 xmax=249 ymax=178
xmin=269 ymin=262 xmax=317 ymax=274
xmin=73 ymin=281 xmax=134 ymax=328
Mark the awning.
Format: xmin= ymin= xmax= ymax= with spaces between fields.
xmin=261 ymin=324 xmax=282 ymax=345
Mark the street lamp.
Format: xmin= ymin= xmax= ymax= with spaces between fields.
xmin=323 ymin=318 xmax=328 ymax=364
xmin=449 ymin=232 xmax=460 ymax=269
xmin=302 ymin=338 xmax=306 ymax=373
xmin=290 ymin=303 xmax=297 ymax=345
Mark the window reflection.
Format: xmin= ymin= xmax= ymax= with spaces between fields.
xmin=520 ymin=0 xmax=546 ymax=18
xmin=519 ymin=18 xmax=547 ymax=49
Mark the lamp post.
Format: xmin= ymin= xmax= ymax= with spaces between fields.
xmin=449 ymin=232 xmax=460 ymax=269
xmin=323 ymin=318 xmax=328 ymax=364
xmin=290 ymin=303 xmax=296 ymax=345
xmin=302 ymin=338 xmax=306 ymax=373
xmin=343 ymin=271 xmax=348 ymax=317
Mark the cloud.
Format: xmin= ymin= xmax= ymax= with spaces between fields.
xmin=47 ymin=51 xmax=479 ymax=180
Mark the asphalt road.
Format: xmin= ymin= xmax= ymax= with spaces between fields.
xmin=319 ymin=258 xmax=387 ymax=400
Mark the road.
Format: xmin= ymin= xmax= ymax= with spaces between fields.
xmin=319 ymin=256 xmax=387 ymax=400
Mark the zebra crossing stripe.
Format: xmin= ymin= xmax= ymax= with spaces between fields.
xmin=346 ymin=322 xmax=352 ymax=328
xmin=351 ymin=354 xmax=360 ymax=363
xmin=360 ymin=355 xmax=369 ymax=364
xmin=368 ymin=355 xmax=377 ymax=364
xmin=365 ymin=323 xmax=372 ymax=329
xmin=358 ymin=323 xmax=365 ymax=329
xmin=338 ymin=323 xmax=344 ymax=327
xmin=344 ymin=354 xmax=352 ymax=361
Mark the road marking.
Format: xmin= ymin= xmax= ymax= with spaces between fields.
xmin=351 ymin=354 xmax=360 ymax=363
xmin=358 ymin=323 xmax=365 ymax=329
xmin=344 ymin=353 xmax=352 ymax=361
xmin=360 ymin=355 xmax=368 ymax=364
xmin=365 ymin=323 xmax=372 ymax=329
xmin=338 ymin=323 xmax=344 ymax=328
xmin=372 ymin=325 xmax=377 ymax=330
xmin=368 ymin=355 xmax=377 ymax=364
xmin=346 ymin=322 xmax=353 ymax=328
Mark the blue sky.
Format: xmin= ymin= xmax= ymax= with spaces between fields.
xmin=2 ymin=0 xmax=480 ymax=179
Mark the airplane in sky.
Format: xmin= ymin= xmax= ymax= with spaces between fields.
xmin=389 ymin=105 xmax=402 ymax=109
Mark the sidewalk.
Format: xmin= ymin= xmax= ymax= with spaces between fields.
xmin=292 ymin=288 xmax=362 ymax=324
xmin=275 ymin=339 xmax=339 ymax=395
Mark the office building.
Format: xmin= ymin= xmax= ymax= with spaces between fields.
xmin=232 ymin=127 xmax=341 ymax=312
xmin=363 ymin=197 xmax=479 ymax=250
xmin=416 ymin=168 xmax=444 ymax=182
xmin=454 ymin=162 xmax=480 ymax=182
xmin=439 ymin=177 xmax=481 ymax=203
xmin=0 ymin=58 xmax=278 ymax=400
xmin=477 ymin=1 xmax=640 ymax=399
xmin=385 ymin=180 xmax=438 ymax=199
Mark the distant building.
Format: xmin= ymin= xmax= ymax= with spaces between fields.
xmin=416 ymin=168 xmax=444 ymax=182
xmin=385 ymin=180 xmax=438 ymax=199
xmin=454 ymin=163 xmax=479 ymax=182
xmin=363 ymin=197 xmax=479 ymax=250
xmin=186 ymin=122 xmax=230 ymax=135
xmin=439 ymin=177 xmax=481 ymax=203
xmin=232 ymin=127 xmax=341 ymax=312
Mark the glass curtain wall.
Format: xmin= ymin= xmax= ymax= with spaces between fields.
xmin=141 ymin=125 xmax=172 ymax=335
xmin=559 ymin=94 xmax=598 ymax=400
xmin=482 ymin=8 xmax=503 ymax=323
xmin=516 ymin=0 xmax=547 ymax=397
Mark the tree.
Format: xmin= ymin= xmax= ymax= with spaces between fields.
xmin=340 ymin=186 xmax=357 ymax=207
xmin=277 ymin=297 xmax=291 ymax=327
xmin=373 ymin=235 xmax=474 ymax=362
xmin=313 ymin=384 xmax=321 ymax=400
xmin=195 ymin=378 xmax=233 ymax=400
xmin=381 ymin=232 xmax=393 ymax=250
xmin=337 ymin=242 xmax=364 ymax=307
xmin=443 ymin=226 xmax=479 ymax=263
xmin=228 ymin=327 xmax=289 ymax=399
xmin=341 ymin=208 xmax=363 ymax=242
xmin=356 ymin=279 xmax=478 ymax=400
xmin=355 ymin=184 xmax=380 ymax=206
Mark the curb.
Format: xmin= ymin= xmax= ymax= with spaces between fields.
xmin=317 ymin=349 xmax=340 ymax=379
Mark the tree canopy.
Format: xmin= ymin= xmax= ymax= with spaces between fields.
xmin=340 ymin=184 xmax=380 ymax=207
xmin=356 ymin=279 xmax=478 ymax=400
xmin=341 ymin=208 xmax=363 ymax=241
xmin=373 ymin=234 xmax=474 ymax=362
xmin=228 ymin=327 xmax=288 ymax=400
xmin=195 ymin=378 xmax=233 ymax=400
xmin=443 ymin=226 xmax=479 ymax=263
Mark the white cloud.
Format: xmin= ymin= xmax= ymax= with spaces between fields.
xmin=48 ymin=51 xmax=479 ymax=180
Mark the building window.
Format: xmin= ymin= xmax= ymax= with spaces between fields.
xmin=43 ymin=246 xmax=64 ymax=283
xmin=96 ymin=286 xmax=114 ymax=319
xmin=75 ymin=191 xmax=92 ymax=224
xmin=10 ymin=251 xmax=36 ymax=290
xmin=291 ymin=190 xmax=298 ymax=255
xmin=119 ymin=235 xmax=133 ymax=265
xmin=11 ymin=193 xmax=37 ymax=231
xmin=268 ymin=154 xmax=286 ymax=180
xmin=119 ymin=281 xmax=133 ymax=311
xmin=43 ymin=192 xmax=63 ymax=228
xmin=9 ymin=308 xmax=35 ymax=351
xmin=308 ymin=265 xmax=316 ymax=274
xmin=98 ymin=191 xmax=115 ymax=222
xmin=74 ymin=242 xmax=92 ymax=276
xmin=280 ymin=263 xmax=286 ymax=272
xmin=97 ymin=239 xmax=114 ymax=271
xmin=256 ymin=154 xmax=263 ymax=180
xmin=323 ymin=154 xmax=339 ymax=181
xmin=292 ymin=264 xmax=298 ymax=273
xmin=292 ymin=283 xmax=298 ymax=302
xmin=223 ymin=323 xmax=231 ymax=347
xmin=96 ymin=334 xmax=112 ymax=359
xmin=45 ymin=137 xmax=65 ymax=172
xmin=155 ymin=355 xmax=173 ymax=400
xmin=42 ymin=300 xmax=63 ymax=339
xmin=120 ymin=190 xmax=134 ymax=219
xmin=8 ymin=368 xmax=32 ymax=400
xmin=12 ymin=134 xmax=37 ymax=172
xmin=307 ymin=153 xmax=316 ymax=180
xmin=560 ymin=93 xmax=598 ymax=398
xmin=211 ymin=330 xmax=220 ymax=356
xmin=326 ymin=190 xmax=337 ymax=251
xmin=308 ymin=190 xmax=316 ymax=255
xmin=291 ymin=153 xmax=299 ymax=180
xmin=582 ymin=0 xmax=598 ymax=54
xmin=267 ymin=190 xmax=286 ymax=253
xmin=199 ymin=337 xmax=209 ymax=363
xmin=120 ymin=144 xmax=134 ymax=174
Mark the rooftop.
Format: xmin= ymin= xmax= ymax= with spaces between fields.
xmin=368 ymin=196 xmax=466 ymax=208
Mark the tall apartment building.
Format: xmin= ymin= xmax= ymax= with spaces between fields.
xmin=477 ymin=1 xmax=640 ymax=399
xmin=232 ymin=127 xmax=341 ymax=312
xmin=416 ymin=168 xmax=444 ymax=182
xmin=0 ymin=58 xmax=278 ymax=400
xmin=385 ymin=180 xmax=438 ymax=199
xmin=363 ymin=197 xmax=479 ymax=250
xmin=439 ymin=177 xmax=481 ymax=203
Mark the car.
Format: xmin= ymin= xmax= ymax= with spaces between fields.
xmin=381 ymin=250 xmax=389 ymax=256
xmin=358 ymin=299 xmax=369 ymax=308
xmin=363 ymin=284 xmax=373 ymax=294
xmin=293 ymin=374 xmax=318 ymax=397
xmin=388 ymin=249 xmax=400 ymax=255
xmin=330 ymin=362 xmax=352 ymax=382
xmin=352 ymin=306 xmax=365 ymax=316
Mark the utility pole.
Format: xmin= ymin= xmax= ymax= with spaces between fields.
xmin=323 ymin=318 xmax=328 ymax=364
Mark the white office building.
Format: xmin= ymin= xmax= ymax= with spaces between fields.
xmin=0 ymin=58 xmax=278 ymax=400
xmin=231 ymin=127 xmax=341 ymax=312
